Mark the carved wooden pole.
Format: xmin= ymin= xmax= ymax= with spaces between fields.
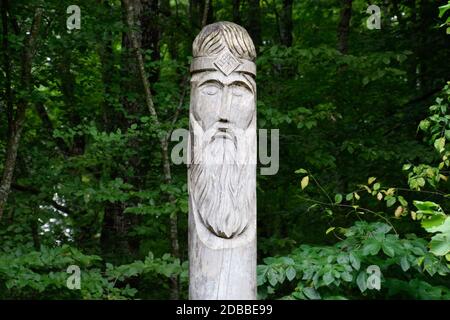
xmin=188 ymin=22 xmax=257 ymax=300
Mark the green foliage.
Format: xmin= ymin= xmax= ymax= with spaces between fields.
xmin=413 ymin=201 xmax=450 ymax=257
xmin=1 ymin=0 xmax=450 ymax=300
xmin=258 ymin=221 xmax=450 ymax=300
xmin=0 ymin=243 xmax=187 ymax=299
xmin=439 ymin=1 xmax=450 ymax=34
xmin=259 ymin=84 xmax=450 ymax=299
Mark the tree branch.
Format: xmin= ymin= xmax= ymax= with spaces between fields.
xmin=0 ymin=7 xmax=43 ymax=221
xmin=169 ymin=76 xmax=189 ymax=133
xmin=337 ymin=0 xmax=353 ymax=54
xmin=1 ymin=0 xmax=13 ymax=129
xmin=122 ymin=0 xmax=180 ymax=299
xmin=202 ymin=0 xmax=210 ymax=28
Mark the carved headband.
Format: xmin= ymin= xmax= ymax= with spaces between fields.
xmin=190 ymin=49 xmax=256 ymax=77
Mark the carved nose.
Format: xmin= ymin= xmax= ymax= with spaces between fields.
xmin=218 ymin=86 xmax=231 ymax=122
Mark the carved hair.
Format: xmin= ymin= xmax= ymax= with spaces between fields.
xmin=192 ymin=21 xmax=256 ymax=61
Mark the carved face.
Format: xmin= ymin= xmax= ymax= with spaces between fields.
xmin=190 ymin=70 xmax=256 ymax=239
xmin=192 ymin=71 xmax=255 ymax=133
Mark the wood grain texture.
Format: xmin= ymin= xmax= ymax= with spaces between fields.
xmin=188 ymin=22 xmax=257 ymax=300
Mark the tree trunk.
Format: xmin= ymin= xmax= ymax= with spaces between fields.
xmin=0 ymin=7 xmax=42 ymax=220
xmin=56 ymin=52 xmax=85 ymax=155
xmin=123 ymin=0 xmax=180 ymax=300
xmin=97 ymin=0 xmax=117 ymax=131
xmin=190 ymin=0 xmax=213 ymax=31
xmin=1 ymin=0 xmax=13 ymax=134
xmin=337 ymin=0 xmax=352 ymax=54
xmin=161 ymin=0 xmax=179 ymax=59
xmin=140 ymin=0 xmax=161 ymax=85
xmin=416 ymin=0 xmax=435 ymax=93
xmin=247 ymin=0 xmax=262 ymax=49
xmin=232 ymin=0 xmax=241 ymax=24
xmin=280 ymin=0 xmax=293 ymax=47
xmin=202 ymin=0 xmax=210 ymax=27
xmin=121 ymin=0 xmax=142 ymax=119
xmin=189 ymin=0 xmax=199 ymax=30
xmin=100 ymin=202 xmax=132 ymax=261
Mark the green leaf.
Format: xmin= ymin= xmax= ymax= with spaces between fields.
xmin=303 ymin=287 xmax=321 ymax=300
xmin=386 ymin=196 xmax=396 ymax=208
xmin=362 ymin=77 xmax=370 ymax=86
xmin=326 ymin=227 xmax=335 ymax=235
xmin=400 ymin=256 xmax=410 ymax=272
xmin=419 ymin=119 xmax=430 ymax=131
xmin=334 ymin=194 xmax=343 ymax=204
xmin=286 ymin=266 xmax=296 ymax=281
xmin=417 ymin=177 xmax=425 ymax=187
xmin=267 ymin=269 xmax=278 ymax=287
xmin=439 ymin=3 xmax=450 ymax=18
xmin=402 ymin=164 xmax=412 ymax=171
xmin=323 ymin=272 xmax=334 ymax=286
xmin=398 ymin=196 xmax=408 ymax=207
xmin=413 ymin=200 xmax=441 ymax=214
xmin=257 ymin=273 xmax=266 ymax=286
xmin=373 ymin=183 xmax=381 ymax=191
xmin=341 ymin=272 xmax=353 ymax=282
xmin=295 ymin=168 xmax=308 ymax=174
xmin=363 ymin=239 xmax=381 ymax=256
xmin=349 ymin=252 xmax=361 ymax=270
xmin=429 ymin=233 xmax=450 ymax=256
xmin=421 ymin=214 xmax=447 ymax=230
xmin=356 ymin=271 xmax=367 ymax=293
xmin=301 ymin=176 xmax=309 ymax=190
xmin=280 ymin=257 xmax=295 ymax=265
xmin=425 ymin=216 xmax=450 ymax=233
xmin=445 ymin=130 xmax=450 ymax=140
xmin=382 ymin=242 xmax=396 ymax=257
xmin=337 ymin=254 xmax=349 ymax=264
xmin=434 ymin=137 xmax=445 ymax=153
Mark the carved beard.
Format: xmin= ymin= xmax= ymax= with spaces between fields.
xmin=191 ymin=125 xmax=252 ymax=239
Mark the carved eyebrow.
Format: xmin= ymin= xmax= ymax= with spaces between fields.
xmin=230 ymin=80 xmax=253 ymax=93
xmin=199 ymin=79 xmax=224 ymax=88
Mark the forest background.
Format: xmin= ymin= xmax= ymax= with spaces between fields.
xmin=0 ymin=0 xmax=450 ymax=299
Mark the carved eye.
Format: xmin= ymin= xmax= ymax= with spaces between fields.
xmin=231 ymin=84 xmax=251 ymax=97
xmin=201 ymin=84 xmax=220 ymax=96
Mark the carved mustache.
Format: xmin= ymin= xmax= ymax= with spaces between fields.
xmin=213 ymin=128 xmax=234 ymax=140
xmin=209 ymin=123 xmax=236 ymax=143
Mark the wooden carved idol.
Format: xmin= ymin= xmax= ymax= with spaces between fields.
xmin=188 ymin=21 xmax=257 ymax=300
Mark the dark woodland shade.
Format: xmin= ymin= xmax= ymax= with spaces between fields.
xmin=192 ymin=21 xmax=257 ymax=61
xmin=1 ymin=0 xmax=450 ymax=301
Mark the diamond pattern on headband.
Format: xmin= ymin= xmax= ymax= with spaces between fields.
xmin=213 ymin=50 xmax=241 ymax=76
